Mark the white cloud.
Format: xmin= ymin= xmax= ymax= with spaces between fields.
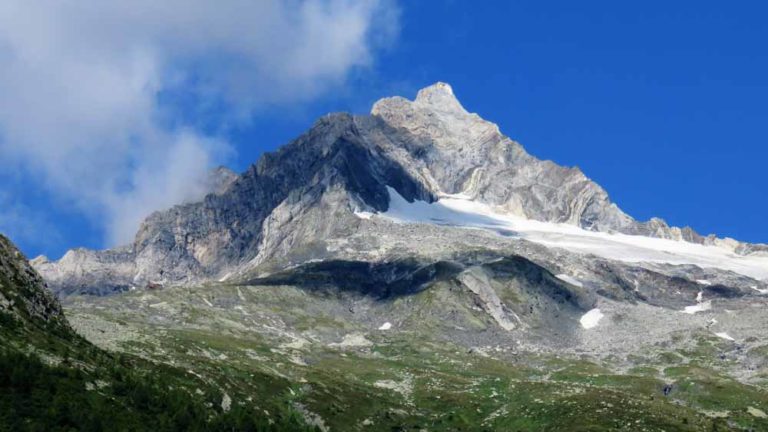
xmin=0 ymin=0 xmax=398 ymax=247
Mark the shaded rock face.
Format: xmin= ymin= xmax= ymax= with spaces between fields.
xmin=245 ymin=253 xmax=594 ymax=341
xmin=33 ymin=82 xmax=765 ymax=295
xmin=0 ymin=235 xmax=69 ymax=331
xmin=126 ymin=114 xmax=435 ymax=285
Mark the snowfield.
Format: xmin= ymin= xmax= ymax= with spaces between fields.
xmin=377 ymin=187 xmax=768 ymax=280
xmin=580 ymin=308 xmax=604 ymax=329
xmin=682 ymin=301 xmax=712 ymax=314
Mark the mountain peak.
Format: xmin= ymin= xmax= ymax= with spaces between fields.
xmin=417 ymin=81 xmax=454 ymax=97
xmin=414 ymin=81 xmax=465 ymax=113
xmin=34 ymin=83 xmax=768 ymax=297
xmin=371 ymin=81 xmax=468 ymax=120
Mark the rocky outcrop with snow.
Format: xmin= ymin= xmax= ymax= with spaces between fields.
xmin=33 ymin=82 xmax=768 ymax=295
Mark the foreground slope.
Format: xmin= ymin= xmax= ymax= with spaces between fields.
xmin=0 ymin=234 xmax=315 ymax=431
xmin=0 ymin=234 xmax=71 ymax=340
xmin=64 ymin=263 xmax=768 ymax=431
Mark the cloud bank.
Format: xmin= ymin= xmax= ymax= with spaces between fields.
xmin=0 ymin=0 xmax=398 ymax=247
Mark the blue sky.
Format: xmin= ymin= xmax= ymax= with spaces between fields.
xmin=1 ymin=1 xmax=767 ymax=259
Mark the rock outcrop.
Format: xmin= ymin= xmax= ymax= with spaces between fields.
xmin=0 ymin=234 xmax=70 ymax=331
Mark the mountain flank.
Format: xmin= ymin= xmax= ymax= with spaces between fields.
xmin=32 ymin=83 xmax=767 ymax=296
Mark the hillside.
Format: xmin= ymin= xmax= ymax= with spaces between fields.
xmin=0 ymin=234 xmax=314 ymax=431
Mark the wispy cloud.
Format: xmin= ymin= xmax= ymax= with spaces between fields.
xmin=0 ymin=0 xmax=398 ymax=246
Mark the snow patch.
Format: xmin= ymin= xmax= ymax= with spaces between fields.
xmin=354 ymin=211 xmax=374 ymax=220
xmin=682 ymin=291 xmax=711 ymax=314
xmin=378 ymin=322 xmax=392 ymax=331
xmin=696 ymin=279 xmax=712 ymax=286
xmin=381 ymin=187 xmax=768 ymax=280
xmin=715 ymin=332 xmax=735 ymax=341
xmin=556 ymin=274 xmax=584 ymax=288
xmin=682 ymin=301 xmax=712 ymax=314
xmin=580 ymin=308 xmax=604 ymax=329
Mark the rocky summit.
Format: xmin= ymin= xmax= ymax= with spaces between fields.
xmin=21 ymin=84 xmax=768 ymax=430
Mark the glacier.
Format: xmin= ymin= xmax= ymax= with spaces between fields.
xmin=377 ymin=186 xmax=768 ymax=280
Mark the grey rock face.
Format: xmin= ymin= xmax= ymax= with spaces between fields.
xmin=736 ymin=242 xmax=768 ymax=257
xmin=33 ymin=82 xmax=766 ymax=295
xmin=369 ymin=83 xmax=637 ymax=232
xmin=367 ymin=83 xmax=749 ymax=246
xmin=32 ymin=247 xmax=136 ymax=296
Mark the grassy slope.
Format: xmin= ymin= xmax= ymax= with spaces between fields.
xmin=63 ymin=281 xmax=768 ymax=431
